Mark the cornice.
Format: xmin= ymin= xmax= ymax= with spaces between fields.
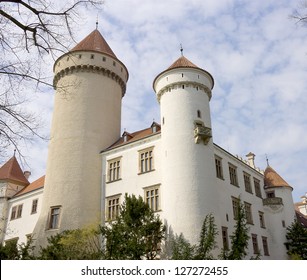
xmin=53 ymin=64 xmax=127 ymax=97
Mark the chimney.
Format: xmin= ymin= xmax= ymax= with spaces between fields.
xmin=246 ymin=152 xmax=255 ymax=168
xmin=24 ymin=171 xmax=31 ymax=180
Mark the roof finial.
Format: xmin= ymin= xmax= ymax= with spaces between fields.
xmin=96 ymin=15 xmax=99 ymax=30
xmin=180 ymin=44 xmax=183 ymax=56
xmin=13 ymin=149 xmax=16 ymax=156
xmin=265 ymin=154 xmax=270 ymax=167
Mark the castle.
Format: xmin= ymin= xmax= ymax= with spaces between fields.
xmin=0 ymin=29 xmax=297 ymax=259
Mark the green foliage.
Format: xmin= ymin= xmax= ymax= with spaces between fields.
xmin=221 ymin=199 xmax=250 ymax=260
xmin=169 ymin=233 xmax=196 ymax=260
xmin=0 ymin=239 xmax=19 ymax=260
xmin=0 ymin=237 xmax=36 ymax=260
xmin=195 ymin=213 xmax=218 ymax=260
xmin=285 ymin=220 xmax=307 ymax=260
xmin=39 ymin=226 xmax=101 ymax=260
xmin=99 ymin=194 xmax=165 ymax=260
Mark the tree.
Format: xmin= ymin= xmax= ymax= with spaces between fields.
xmin=195 ymin=213 xmax=218 ymax=260
xmin=99 ymin=194 xmax=165 ymax=260
xmin=291 ymin=1 xmax=307 ymax=26
xmin=0 ymin=0 xmax=103 ymax=159
xmin=285 ymin=220 xmax=307 ymax=260
xmin=39 ymin=226 xmax=101 ymax=260
xmin=221 ymin=199 xmax=250 ymax=260
xmin=169 ymin=233 xmax=196 ymax=260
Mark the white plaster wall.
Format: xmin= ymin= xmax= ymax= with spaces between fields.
xmin=154 ymin=67 xmax=219 ymax=246
xmin=33 ymin=50 xmax=128 ymax=247
xmin=4 ymin=189 xmax=43 ymax=245
xmin=103 ymin=135 xmax=162 ymax=208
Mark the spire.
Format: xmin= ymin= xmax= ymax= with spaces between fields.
xmin=71 ymin=29 xmax=117 ymax=58
xmin=0 ymin=156 xmax=29 ymax=185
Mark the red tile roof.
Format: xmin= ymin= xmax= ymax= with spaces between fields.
xmin=0 ymin=156 xmax=29 ymax=186
xmin=264 ymin=166 xmax=291 ymax=189
xmin=14 ymin=175 xmax=45 ymax=197
xmin=167 ymin=55 xmax=199 ymax=70
xmin=71 ymin=29 xmax=117 ymax=58
xmin=104 ymin=122 xmax=161 ymax=151
xmin=153 ymin=55 xmax=214 ymax=89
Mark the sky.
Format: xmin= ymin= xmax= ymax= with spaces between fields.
xmin=2 ymin=0 xmax=307 ymax=203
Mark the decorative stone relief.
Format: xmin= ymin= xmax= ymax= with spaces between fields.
xmin=194 ymin=125 xmax=212 ymax=145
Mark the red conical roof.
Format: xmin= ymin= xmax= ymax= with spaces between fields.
xmin=167 ymin=55 xmax=199 ymax=70
xmin=71 ymin=29 xmax=117 ymax=58
xmin=0 ymin=156 xmax=29 ymax=185
xmin=264 ymin=166 xmax=291 ymax=189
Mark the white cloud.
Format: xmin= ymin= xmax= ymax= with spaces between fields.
xmin=2 ymin=0 xmax=306 ymax=202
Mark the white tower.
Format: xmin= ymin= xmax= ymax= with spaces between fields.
xmin=33 ymin=29 xmax=128 ymax=246
xmin=263 ymin=166 xmax=295 ymax=259
xmin=153 ymin=55 xmax=220 ymax=245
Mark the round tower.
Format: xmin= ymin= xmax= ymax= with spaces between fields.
xmin=33 ymin=29 xmax=128 ymax=246
xmin=153 ymin=55 xmax=220 ymax=245
xmin=263 ymin=165 xmax=295 ymax=259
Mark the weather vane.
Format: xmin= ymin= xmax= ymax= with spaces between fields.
xmin=96 ymin=15 xmax=99 ymax=30
xmin=265 ymin=154 xmax=270 ymax=167
xmin=180 ymin=44 xmax=183 ymax=56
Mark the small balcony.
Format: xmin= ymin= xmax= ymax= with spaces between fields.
xmin=263 ymin=197 xmax=283 ymax=206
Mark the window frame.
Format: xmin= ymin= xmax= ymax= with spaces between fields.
xmin=106 ymin=194 xmax=121 ymax=221
xmin=47 ymin=206 xmax=61 ymax=230
xmin=243 ymin=172 xmax=253 ymax=193
xmin=254 ymin=178 xmax=262 ymax=198
xmin=228 ymin=163 xmax=239 ymax=186
xmin=107 ymin=157 xmax=122 ymax=183
xmin=31 ymin=199 xmax=38 ymax=214
xmin=138 ymin=146 xmax=154 ymax=174
xmin=259 ymin=211 xmax=265 ymax=228
xmin=221 ymin=226 xmax=229 ymax=250
xmin=144 ymin=185 xmax=160 ymax=212
xmin=244 ymin=202 xmax=253 ymax=224
xmin=215 ymin=155 xmax=224 ymax=180
xmin=231 ymin=196 xmax=240 ymax=220
xmin=252 ymin=234 xmax=259 ymax=254
xmin=262 ymin=236 xmax=270 ymax=256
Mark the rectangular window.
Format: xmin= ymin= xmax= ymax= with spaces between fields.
xmin=244 ymin=202 xmax=253 ymax=224
xmin=11 ymin=204 xmax=23 ymax=220
xmin=215 ymin=156 xmax=224 ymax=179
xmin=252 ymin=234 xmax=259 ymax=254
xmin=139 ymin=147 xmax=154 ymax=173
xmin=254 ymin=178 xmax=262 ymax=198
xmin=259 ymin=211 xmax=265 ymax=228
xmin=232 ymin=197 xmax=240 ymax=220
xmin=221 ymin=227 xmax=229 ymax=250
xmin=16 ymin=204 xmax=23 ymax=218
xmin=108 ymin=157 xmax=121 ymax=182
xmin=106 ymin=195 xmax=121 ymax=221
xmin=31 ymin=199 xmax=38 ymax=214
xmin=48 ymin=206 xmax=61 ymax=229
xmin=144 ymin=185 xmax=160 ymax=212
xmin=262 ymin=236 xmax=269 ymax=256
xmin=10 ymin=206 xmax=17 ymax=220
xmin=243 ymin=172 xmax=252 ymax=193
xmin=229 ymin=164 xmax=238 ymax=186
xmin=267 ymin=191 xmax=275 ymax=198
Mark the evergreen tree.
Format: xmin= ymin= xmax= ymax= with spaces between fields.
xmin=169 ymin=233 xmax=196 ymax=260
xmin=285 ymin=220 xmax=307 ymax=260
xmin=222 ymin=199 xmax=250 ymax=260
xmin=99 ymin=194 xmax=165 ymax=260
xmin=195 ymin=213 xmax=218 ymax=260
